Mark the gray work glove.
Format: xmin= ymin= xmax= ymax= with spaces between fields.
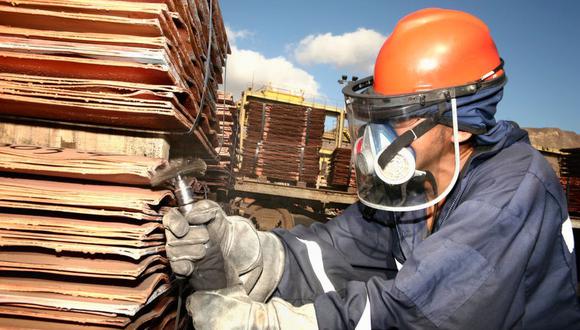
xmin=163 ymin=200 xmax=285 ymax=301
xmin=188 ymin=285 xmax=318 ymax=330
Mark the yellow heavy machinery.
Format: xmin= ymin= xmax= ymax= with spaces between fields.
xmin=228 ymin=85 xmax=357 ymax=230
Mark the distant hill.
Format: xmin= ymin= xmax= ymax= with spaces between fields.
xmin=524 ymin=127 xmax=579 ymax=175
xmin=524 ymin=127 xmax=580 ymax=150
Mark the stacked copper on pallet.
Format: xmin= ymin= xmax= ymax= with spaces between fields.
xmin=206 ymin=90 xmax=239 ymax=195
xmin=0 ymin=0 xmax=229 ymax=156
xmin=0 ymin=144 xmax=182 ymax=329
xmin=0 ymin=0 xmax=229 ymax=328
xmin=327 ymin=147 xmax=356 ymax=190
xmin=560 ymin=148 xmax=580 ymax=220
xmin=240 ymin=97 xmax=325 ymax=185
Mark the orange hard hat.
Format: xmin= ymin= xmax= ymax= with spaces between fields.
xmin=373 ymin=8 xmax=503 ymax=95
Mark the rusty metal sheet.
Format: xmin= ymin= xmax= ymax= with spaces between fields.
xmin=0 ymin=0 xmax=231 ymax=328
xmin=0 ymin=143 xmax=166 ymax=186
xmin=0 ymin=230 xmax=162 ymax=248
xmin=0 ymin=305 xmax=130 ymax=328
xmin=0 ymin=1 xmax=192 ymax=80
xmin=216 ymin=91 xmax=240 ymax=175
xmin=240 ymin=98 xmax=326 ymax=184
xmin=328 ymin=147 xmax=356 ymax=189
xmin=0 ymin=0 xmax=229 ymax=89
xmin=0 ymin=72 xmax=204 ymax=126
xmin=0 ymin=176 xmax=171 ymax=221
xmin=0 ymin=290 xmax=176 ymax=328
xmin=212 ymin=90 xmax=239 ymax=193
xmin=0 ymin=316 xmax=115 ymax=330
xmin=0 ymin=211 xmax=166 ymax=260
xmin=0 ymin=34 xmax=200 ymax=131
xmin=0 ymin=24 xmax=168 ymax=49
xmin=562 ymin=177 xmax=580 ymax=215
xmin=0 ymin=273 xmax=170 ymax=315
xmin=560 ymin=148 xmax=580 ymax=217
xmin=125 ymin=295 xmax=175 ymax=330
xmin=0 ymin=251 xmax=167 ymax=280
xmin=0 ymin=0 xmax=225 ymax=132
xmin=0 ymin=0 xmax=227 ymax=156
xmin=0 ymin=5 xmax=201 ymax=92
xmin=0 ymin=64 xmax=193 ymax=132
xmin=0 ymin=213 xmax=162 ymax=240
xmin=151 ymin=311 xmax=180 ymax=330
xmin=0 ymin=49 xmax=183 ymax=87
xmin=0 ymin=237 xmax=164 ymax=260
xmin=0 ymin=5 xmax=161 ymax=38
xmin=560 ymin=147 xmax=580 ymax=177
xmin=0 ymin=201 xmax=167 ymax=221
xmin=0 ymin=85 xmax=193 ymax=132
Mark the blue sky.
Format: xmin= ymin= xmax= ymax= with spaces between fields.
xmin=219 ymin=0 xmax=579 ymax=133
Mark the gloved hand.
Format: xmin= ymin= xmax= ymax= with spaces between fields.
xmin=188 ymin=285 xmax=318 ymax=330
xmin=163 ymin=200 xmax=285 ymax=301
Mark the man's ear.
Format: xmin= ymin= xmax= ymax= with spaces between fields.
xmin=452 ymin=131 xmax=473 ymax=143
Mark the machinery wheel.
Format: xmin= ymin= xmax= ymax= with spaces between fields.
xmin=245 ymin=205 xmax=295 ymax=231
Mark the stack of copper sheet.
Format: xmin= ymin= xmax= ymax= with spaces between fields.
xmin=205 ymin=90 xmax=239 ymax=193
xmin=240 ymin=97 xmax=325 ymax=184
xmin=560 ymin=148 xmax=580 ymax=217
xmin=0 ymin=143 xmax=186 ymax=328
xmin=328 ymin=147 xmax=356 ymax=189
xmin=0 ymin=0 xmax=231 ymax=327
xmin=0 ymin=0 xmax=230 ymax=158
xmin=0 ymin=144 xmax=165 ymax=185
xmin=216 ymin=91 xmax=239 ymax=170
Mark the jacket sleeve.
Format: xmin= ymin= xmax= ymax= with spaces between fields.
xmin=272 ymin=169 xmax=574 ymax=329
xmin=272 ymin=203 xmax=398 ymax=306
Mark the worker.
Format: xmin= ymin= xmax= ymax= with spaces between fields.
xmin=163 ymin=8 xmax=580 ymax=329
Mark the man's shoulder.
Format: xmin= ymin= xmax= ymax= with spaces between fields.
xmin=465 ymin=141 xmax=562 ymax=208
xmin=489 ymin=141 xmax=560 ymax=191
xmin=469 ymin=141 xmax=534 ymax=185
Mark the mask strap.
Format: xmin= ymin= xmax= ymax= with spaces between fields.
xmin=376 ymin=117 xmax=438 ymax=169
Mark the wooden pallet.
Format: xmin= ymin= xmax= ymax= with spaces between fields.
xmin=0 ymin=121 xmax=170 ymax=159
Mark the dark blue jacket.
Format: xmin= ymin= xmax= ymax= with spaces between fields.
xmin=273 ymin=123 xmax=580 ymax=329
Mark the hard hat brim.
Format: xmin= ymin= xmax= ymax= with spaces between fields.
xmin=342 ymin=60 xmax=506 ymax=123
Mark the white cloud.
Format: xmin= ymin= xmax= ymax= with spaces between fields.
xmin=293 ymin=28 xmax=386 ymax=73
xmin=222 ymin=45 xmax=320 ymax=100
xmin=225 ymin=25 xmax=252 ymax=46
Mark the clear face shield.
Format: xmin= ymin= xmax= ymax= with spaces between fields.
xmin=342 ymin=65 xmax=505 ymax=212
